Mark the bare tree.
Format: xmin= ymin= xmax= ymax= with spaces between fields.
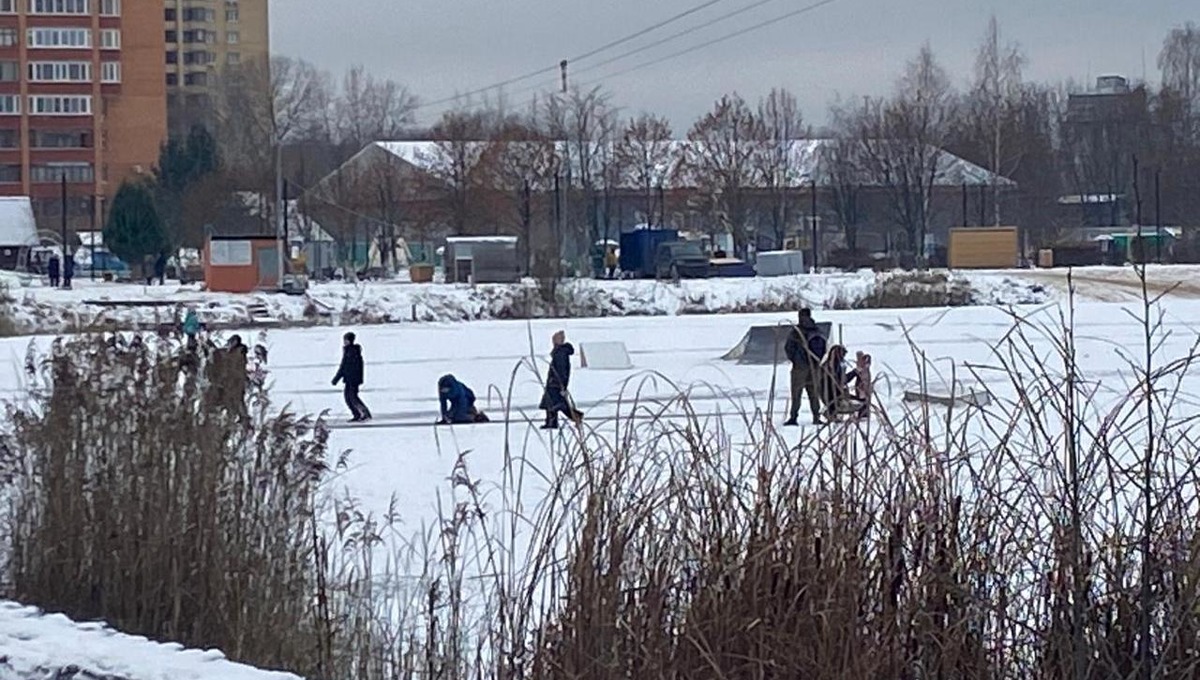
xmin=854 ymin=45 xmax=954 ymax=262
xmin=335 ymin=65 xmax=419 ymax=153
xmin=684 ymin=93 xmax=763 ymax=256
xmin=541 ymin=86 xmax=617 ymax=265
xmin=614 ymin=113 xmax=675 ymax=229
xmin=1159 ymin=22 xmax=1200 ymax=128
xmin=968 ymin=16 xmax=1026 ymax=225
xmin=488 ymin=114 xmax=562 ymax=273
xmin=216 ymin=55 xmax=334 ymax=193
xmin=425 ymin=110 xmax=491 ymax=235
xmin=755 ymin=88 xmax=805 ymax=249
xmin=823 ymin=105 xmax=869 ymax=253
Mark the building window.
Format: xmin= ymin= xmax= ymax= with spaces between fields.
xmin=99 ymin=0 xmax=118 ymax=15
xmin=0 ymin=61 xmax=18 ymax=82
xmin=31 ymin=129 xmax=92 ymax=148
xmin=0 ymin=129 xmax=18 ymax=148
xmin=165 ymin=30 xmax=177 ymax=43
xmin=183 ymin=50 xmax=214 ymax=66
xmin=165 ymin=72 xmax=177 ymax=86
xmin=164 ymin=7 xmax=175 ymax=21
xmin=0 ymin=0 xmax=14 ymax=13
xmin=0 ymin=28 xmax=14 ymax=46
xmin=182 ymin=7 xmax=214 ymax=22
xmin=227 ymin=52 xmax=240 ymax=66
xmin=29 ymin=61 xmax=92 ymax=82
xmin=31 ymin=163 xmax=94 ymax=183
xmin=225 ymin=6 xmax=238 ymax=22
xmin=0 ymin=165 xmax=21 ymax=183
xmin=27 ymin=28 xmax=91 ymax=48
xmin=100 ymin=29 xmax=120 ymax=49
xmin=184 ymin=71 xmax=208 ymax=86
xmin=101 ymin=61 xmax=119 ymax=83
xmin=28 ymin=0 xmax=89 ymax=14
xmin=166 ymin=50 xmax=178 ymax=64
xmin=226 ymin=31 xmax=239 ymax=44
xmin=28 ymin=95 xmax=92 ymax=115
xmin=0 ymin=95 xmax=19 ymax=115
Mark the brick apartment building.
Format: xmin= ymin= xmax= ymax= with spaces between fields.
xmin=0 ymin=0 xmax=167 ymax=234
xmin=164 ymin=0 xmax=269 ymax=135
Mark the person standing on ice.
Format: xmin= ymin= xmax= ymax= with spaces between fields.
xmin=783 ymin=308 xmax=826 ymax=426
xmin=47 ymin=253 xmax=61 ymax=288
xmin=332 ymin=332 xmax=371 ymax=422
xmin=540 ymin=330 xmax=583 ymax=429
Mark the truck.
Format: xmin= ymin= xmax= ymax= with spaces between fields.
xmin=618 ymin=229 xmax=680 ymax=279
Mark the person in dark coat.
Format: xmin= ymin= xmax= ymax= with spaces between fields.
xmin=47 ymin=254 xmax=61 ymax=288
xmin=539 ymin=330 xmax=583 ymax=429
xmin=783 ymin=308 xmax=826 ymax=426
xmin=332 ymin=332 xmax=371 ymax=422
xmin=437 ymin=374 xmax=488 ymax=424
xmin=62 ymin=254 xmax=74 ymax=289
xmin=209 ymin=334 xmax=249 ymax=420
xmin=819 ymin=344 xmax=867 ymax=421
xmin=154 ymin=252 xmax=167 ymax=285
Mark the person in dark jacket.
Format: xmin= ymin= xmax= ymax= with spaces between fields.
xmin=332 ymin=332 xmax=371 ymax=422
xmin=155 ymin=252 xmax=168 ymax=285
xmin=539 ymin=330 xmax=583 ymax=429
xmin=783 ymin=308 xmax=826 ymax=426
xmin=437 ymin=374 xmax=488 ymax=424
xmin=47 ymin=254 xmax=61 ymax=288
xmin=62 ymin=254 xmax=74 ymax=289
xmin=819 ymin=344 xmax=866 ymax=420
xmin=209 ymin=334 xmax=249 ymax=420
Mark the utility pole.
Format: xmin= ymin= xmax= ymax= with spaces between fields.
xmin=89 ymin=194 xmax=96 ymax=279
xmin=60 ymin=173 xmax=67 ymax=288
xmin=810 ymin=179 xmax=818 ymax=271
xmin=1154 ymin=169 xmax=1162 ymax=263
xmin=962 ymin=183 xmax=968 ymax=226
xmin=560 ymin=60 xmax=568 ymax=94
xmin=274 ymin=139 xmax=285 ymax=285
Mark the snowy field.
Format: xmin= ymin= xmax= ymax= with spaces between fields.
xmin=3 ymin=297 xmax=1195 ymax=556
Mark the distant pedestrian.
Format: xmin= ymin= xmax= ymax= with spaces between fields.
xmin=540 ymin=330 xmax=583 ymax=429
xmin=47 ymin=254 xmax=61 ymax=288
xmin=155 ymin=252 xmax=167 ymax=285
xmin=332 ymin=332 xmax=371 ymax=422
xmin=63 ymin=254 xmax=74 ymax=289
xmin=783 ymin=308 xmax=826 ymax=426
xmin=209 ymin=334 xmax=249 ymax=420
xmin=182 ymin=307 xmax=201 ymax=350
xmin=605 ymin=246 xmax=619 ymax=279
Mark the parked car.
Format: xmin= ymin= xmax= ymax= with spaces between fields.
xmin=76 ymin=249 xmax=133 ymax=281
xmin=655 ymin=241 xmax=710 ymax=279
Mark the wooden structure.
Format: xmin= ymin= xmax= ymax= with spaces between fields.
xmin=203 ymin=235 xmax=281 ymax=293
xmin=948 ymin=227 xmax=1019 ymax=269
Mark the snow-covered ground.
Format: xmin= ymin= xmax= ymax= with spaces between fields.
xmin=0 ymin=601 xmax=299 ymax=680
xmin=0 ymin=268 xmax=1057 ymax=336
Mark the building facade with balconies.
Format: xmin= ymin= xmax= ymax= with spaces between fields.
xmin=0 ymin=0 xmax=167 ymax=233
xmin=164 ymin=0 xmax=268 ymax=135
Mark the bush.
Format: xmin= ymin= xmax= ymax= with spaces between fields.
xmin=0 ymin=334 xmax=332 ymax=675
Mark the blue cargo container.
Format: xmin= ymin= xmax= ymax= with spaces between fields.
xmin=619 ymin=229 xmax=679 ymax=279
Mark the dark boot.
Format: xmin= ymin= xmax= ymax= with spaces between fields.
xmin=541 ymin=412 xmax=559 ymax=430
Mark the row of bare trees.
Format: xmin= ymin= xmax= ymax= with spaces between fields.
xmin=194 ymin=17 xmax=1200 ymax=270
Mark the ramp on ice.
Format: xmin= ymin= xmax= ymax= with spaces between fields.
xmin=902 ymin=380 xmax=992 ymax=408
xmin=579 ymin=341 xmax=633 ymax=370
xmin=721 ymin=322 xmax=832 ymax=365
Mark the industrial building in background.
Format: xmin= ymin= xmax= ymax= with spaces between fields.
xmin=164 ymin=0 xmax=269 ymax=135
xmin=0 ymin=0 xmax=167 ymax=234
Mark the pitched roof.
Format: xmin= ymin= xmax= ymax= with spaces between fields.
xmin=356 ymin=139 xmax=1014 ymax=190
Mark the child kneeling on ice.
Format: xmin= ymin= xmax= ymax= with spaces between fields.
xmin=437 ymin=374 xmax=489 ymax=425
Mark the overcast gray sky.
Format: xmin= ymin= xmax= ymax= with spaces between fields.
xmin=273 ymin=0 xmax=1194 ymax=130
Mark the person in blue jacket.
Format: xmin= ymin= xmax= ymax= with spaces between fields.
xmin=437 ymin=374 xmax=488 ymax=424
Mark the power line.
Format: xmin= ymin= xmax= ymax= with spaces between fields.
xmin=571 ymin=0 xmax=789 ymax=79
xmin=413 ymin=0 xmax=729 ymax=112
xmin=579 ymin=0 xmax=842 ymax=86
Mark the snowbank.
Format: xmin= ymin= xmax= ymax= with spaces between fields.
xmin=0 ymin=601 xmax=299 ymax=680
xmin=0 ymin=270 xmax=1053 ymax=337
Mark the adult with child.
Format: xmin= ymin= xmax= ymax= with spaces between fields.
xmin=783 ymin=308 xmax=826 ymax=426
xmin=819 ymin=345 xmax=872 ymax=421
